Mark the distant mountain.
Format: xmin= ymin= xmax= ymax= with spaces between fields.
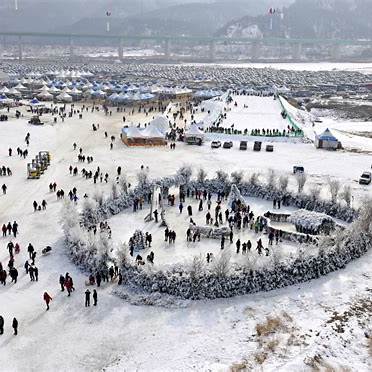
xmin=0 ymin=0 xmax=209 ymax=33
xmin=59 ymin=1 xmax=293 ymax=37
xmin=216 ymin=0 xmax=372 ymax=40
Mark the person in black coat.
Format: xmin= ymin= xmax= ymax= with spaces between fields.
xmin=0 ymin=315 xmax=4 ymax=335
xmin=85 ymin=289 xmax=91 ymax=307
xmin=12 ymin=317 xmax=18 ymax=335
xmin=59 ymin=275 xmax=65 ymax=291
xmin=93 ymin=289 xmax=97 ymax=306
xmin=187 ymin=205 xmax=192 ymax=216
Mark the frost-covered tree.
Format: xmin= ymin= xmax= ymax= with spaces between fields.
xmin=295 ymin=172 xmax=307 ymax=194
xmin=118 ymin=175 xmax=128 ymax=194
xmin=189 ymin=255 xmax=205 ymax=281
xmin=137 ymin=170 xmax=149 ymax=188
xmin=340 ymin=185 xmax=352 ymax=207
xmin=266 ymin=169 xmax=276 ymax=189
xmin=216 ymin=169 xmax=229 ymax=183
xmin=351 ymin=198 xmax=372 ymax=234
xmin=130 ymin=230 xmax=145 ymax=251
xmin=60 ymin=200 xmax=80 ymax=235
xmin=278 ymin=174 xmax=289 ymax=192
xmin=111 ymin=182 xmax=118 ymax=199
xmin=308 ymin=184 xmax=321 ymax=201
xmin=177 ymin=165 xmax=192 ymax=185
xmin=197 ymin=168 xmax=207 ymax=184
xmin=212 ymin=250 xmax=231 ymax=278
xmin=249 ymin=172 xmax=260 ymax=186
xmin=231 ymin=170 xmax=244 ymax=185
xmin=327 ymin=177 xmax=340 ymax=203
xmin=116 ymin=242 xmax=129 ymax=267
xmin=81 ymin=198 xmax=99 ymax=226
xmin=93 ymin=191 xmax=104 ymax=206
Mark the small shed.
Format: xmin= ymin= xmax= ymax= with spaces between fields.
xmin=315 ymin=128 xmax=341 ymax=150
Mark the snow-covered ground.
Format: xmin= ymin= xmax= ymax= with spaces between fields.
xmin=279 ymin=95 xmax=372 ymax=153
xmin=109 ymin=192 xmax=300 ymax=270
xmin=0 ymin=97 xmax=371 ymax=371
xmin=221 ymin=96 xmax=288 ymax=132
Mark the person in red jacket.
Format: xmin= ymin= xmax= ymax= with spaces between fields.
xmin=43 ymin=292 xmax=52 ymax=311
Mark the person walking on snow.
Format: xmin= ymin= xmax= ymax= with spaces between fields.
xmin=12 ymin=318 xmax=18 ymax=335
xmin=43 ymin=292 xmax=52 ymax=311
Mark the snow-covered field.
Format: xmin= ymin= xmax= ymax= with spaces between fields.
xmin=109 ymin=193 xmax=300 ymax=269
xmin=220 ymin=96 xmax=288 ymax=132
xmin=0 ymin=96 xmax=371 ymax=371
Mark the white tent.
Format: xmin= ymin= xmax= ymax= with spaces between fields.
xmin=8 ymin=87 xmax=21 ymax=97
xmin=49 ymin=86 xmax=60 ymax=94
xmin=56 ymin=92 xmax=73 ymax=103
xmin=37 ymin=91 xmax=53 ymax=101
xmin=185 ymin=124 xmax=205 ymax=145
xmin=149 ymin=116 xmax=169 ymax=134
xmin=124 ymin=126 xmax=145 ymax=138
xmin=0 ymin=86 xmax=10 ymax=94
xmin=142 ymin=124 xmax=165 ymax=139
xmin=29 ymin=97 xmax=45 ymax=107
xmin=186 ymin=124 xmax=204 ymax=137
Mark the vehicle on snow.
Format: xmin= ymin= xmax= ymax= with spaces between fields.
xmin=359 ymin=172 xmax=371 ymax=185
xmin=239 ymin=141 xmax=247 ymax=150
xmin=211 ymin=141 xmax=221 ymax=149
xmin=293 ymin=166 xmax=305 ymax=174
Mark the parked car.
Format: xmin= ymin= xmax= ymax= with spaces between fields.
xmin=253 ymin=141 xmax=262 ymax=151
xmin=239 ymin=141 xmax=247 ymax=150
xmin=293 ymin=166 xmax=305 ymax=174
xmin=359 ymin=172 xmax=371 ymax=185
xmin=223 ymin=141 xmax=233 ymax=149
xmin=266 ymin=144 xmax=274 ymax=152
xmin=211 ymin=141 xmax=221 ymax=149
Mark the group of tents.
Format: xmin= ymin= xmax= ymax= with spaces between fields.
xmin=121 ymin=116 xmax=205 ymax=147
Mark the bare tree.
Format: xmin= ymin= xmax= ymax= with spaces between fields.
xmin=177 ymin=165 xmax=192 ymax=185
xmin=93 ymin=191 xmax=104 ymax=206
xmin=249 ymin=172 xmax=260 ymax=186
xmin=231 ymin=170 xmax=244 ymax=184
xmin=328 ymin=177 xmax=340 ymax=203
xmin=118 ymin=176 xmax=128 ymax=194
xmin=197 ymin=168 xmax=207 ymax=184
xmin=116 ymin=242 xmax=129 ymax=267
xmin=189 ymin=255 xmax=205 ymax=280
xmin=308 ymin=184 xmax=321 ymax=201
xmin=295 ymin=173 xmax=307 ymax=194
xmin=137 ymin=169 xmax=149 ymax=187
xmin=278 ymin=174 xmax=289 ymax=192
xmin=212 ymin=250 xmax=231 ymax=278
xmin=111 ymin=182 xmax=118 ymax=199
xmin=266 ymin=169 xmax=276 ymax=189
xmin=340 ymin=185 xmax=352 ymax=207
xmin=216 ymin=170 xmax=229 ymax=183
